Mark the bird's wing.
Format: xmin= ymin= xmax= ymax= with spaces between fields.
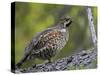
xmin=33 ymin=28 xmax=54 ymax=50
xmin=24 ymin=28 xmax=53 ymax=55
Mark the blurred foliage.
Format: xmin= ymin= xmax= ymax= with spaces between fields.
xmin=14 ymin=2 xmax=97 ymax=68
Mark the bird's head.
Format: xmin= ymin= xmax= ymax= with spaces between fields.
xmin=59 ymin=17 xmax=72 ymax=28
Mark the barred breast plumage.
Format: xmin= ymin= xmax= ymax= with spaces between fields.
xmin=32 ymin=29 xmax=69 ymax=60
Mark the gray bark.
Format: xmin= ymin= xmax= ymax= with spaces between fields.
xmin=15 ymin=47 xmax=97 ymax=73
xmin=86 ymin=7 xmax=97 ymax=46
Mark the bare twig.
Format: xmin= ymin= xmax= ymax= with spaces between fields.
xmin=86 ymin=7 xmax=97 ymax=46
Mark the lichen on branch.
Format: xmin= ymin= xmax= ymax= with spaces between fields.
xmin=15 ymin=47 xmax=97 ymax=73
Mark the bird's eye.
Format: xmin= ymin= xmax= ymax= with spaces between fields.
xmin=65 ymin=18 xmax=70 ymax=21
xmin=64 ymin=19 xmax=72 ymax=27
xmin=59 ymin=17 xmax=72 ymax=28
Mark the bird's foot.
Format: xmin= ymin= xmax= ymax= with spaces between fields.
xmin=32 ymin=64 xmax=36 ymax=68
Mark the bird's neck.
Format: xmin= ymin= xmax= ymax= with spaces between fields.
xmin=60 ymin=28 xmax=66 ymax=32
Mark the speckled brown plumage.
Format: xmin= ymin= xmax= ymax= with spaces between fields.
xmin=15 ymin=17 xmax=72 ymax=69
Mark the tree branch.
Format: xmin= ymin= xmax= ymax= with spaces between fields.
xmin=15 ymin=47 xmax=97 ymax=73
xmin=86 ymin=7 xmax=97 ymax=46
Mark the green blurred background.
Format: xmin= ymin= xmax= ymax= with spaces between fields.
xmin=15 ymin=2 xmax=97 ymax=68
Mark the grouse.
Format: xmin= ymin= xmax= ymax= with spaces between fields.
xmin=15 ymin=17 xmax=72 ymax=69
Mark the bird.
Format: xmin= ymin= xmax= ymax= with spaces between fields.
xmin=15 ymin=17 xmax=72 ymax=69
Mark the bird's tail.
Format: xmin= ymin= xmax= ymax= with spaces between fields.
xmin=15 ymin=54 xmax=29 ymax=69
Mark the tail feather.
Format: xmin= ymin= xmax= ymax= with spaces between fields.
xmin=15 ymin=48 xmax=36 ymax=69
xmin=15 ymin=54 xmax=29 ymax=69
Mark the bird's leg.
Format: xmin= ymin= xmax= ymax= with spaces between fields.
xmin=48 ymin=58 xmax=52 ymax=63
xmin=44 ymin=58 xmax=53 ymax=66
xmin=45 ymin=58 xmax=52 ymax=65
xmin=32 ymin=64 xmax=36 ymax=68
